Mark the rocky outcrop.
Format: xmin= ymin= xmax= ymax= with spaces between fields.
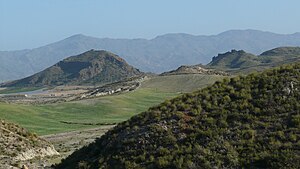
xmin=15 ymin=146 xmax=59 ymax=161
xmin=161 ymin=64 xmax=229 ymax=76
xmin=0 ymin=120 xmax=59 ymax=167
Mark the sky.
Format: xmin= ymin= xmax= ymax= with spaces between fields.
xmin=0 ymin=0 xmax=300 ymax=51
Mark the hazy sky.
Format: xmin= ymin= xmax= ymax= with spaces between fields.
xmin=1 ymin=0 xmax=300 ymax=51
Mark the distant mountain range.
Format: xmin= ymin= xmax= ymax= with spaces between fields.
xmin=1 ymin=50 xmax=142 ymax=87
xmin=1 ymin=29 xmax=300 ymax=82
xmin=3 ymin=47 xmax=300 ymax=88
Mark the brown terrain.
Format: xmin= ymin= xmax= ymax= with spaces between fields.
xmin=0 ymin=120 xmax=59 ymax=169
xmin=0 ymin=119 xmax=114 ymax=168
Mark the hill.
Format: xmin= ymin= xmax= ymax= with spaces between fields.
xmin=0 ymin=120 xmax=59 ymax=168
xmin=1 ymin=30 xmax=300 ymax=82
xmin=259 ymin=47 xmax=300 ymax=64
xmin=1 ymin=50 xmax=142 ymax=87
xmin=260 ymin=46 xmax=300 ymax=56
xmin=56 ymin=63 xmax=300 ymax=169
xmin=208 ymin=50 xmax=259 ymax=69
xmin=208 ymin=47 xmax=300 ymax=73
xmin=161 ymin=64 xmax=228 ymax=76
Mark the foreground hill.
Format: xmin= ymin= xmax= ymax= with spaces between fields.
xmin=0 ymin=120 xmax=59 ymax=168
xmin=57 ymin=63 xmax=300 ymax=169
xmin=1 ymin=30 xmax=300 ymax=82
xmin=208 ymin=47 xmax=300 ymax=73
xmin=1 ymin=50 xmax=142 ymax=87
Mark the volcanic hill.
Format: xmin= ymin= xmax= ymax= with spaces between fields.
xmin=1 ymin=50 xmax=142 ymax=87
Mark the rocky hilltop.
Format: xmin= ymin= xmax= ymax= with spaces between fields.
xmin=1 ymin=50 xmax=142 ymax=87
xmin=0 ymin=120 xmax=59 ymax=168
xmin=208 ymin=47 xmax=300 ymax=73
xmin=161 ymin=64 xmax=228 ymax=76
xmin=208 ymin=50 xmax=259 ymax=69
xmin=56 ymin=63 xmax=300 ymax=168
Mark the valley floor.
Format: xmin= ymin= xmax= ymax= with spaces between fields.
xmin=0 ymin=74 xmax=223 ymax=136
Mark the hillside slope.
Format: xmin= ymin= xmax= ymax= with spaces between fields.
xmin=57 ymin=63 xmax=300 ymax=169
xmin=1 ymin=50 xmax=142 ymax=87
xmin=1 ymin=30 xmax=300 ymax=82
xmin=208 ymin=47 xmax=300 ymax=73
xmin=0 ymin=120 xmax=59 ymax=167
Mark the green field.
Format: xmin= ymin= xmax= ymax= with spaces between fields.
xmin=0 ymin=74 xmax=224 ymax=135
xmin=142 ymin=74 xmax=223 ymax=92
